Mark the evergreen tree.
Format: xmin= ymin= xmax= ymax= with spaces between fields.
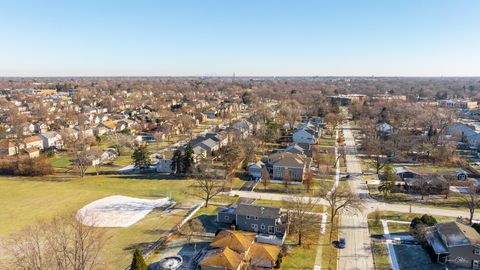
xmin=378 ymin=164 xmax=395 ymax=198
xmin=171 ymin=149 xmax=184 ymax=174
xmin=130 ymin=249 xmax=147 ymax=270
xmin=132 ymin=145 xmax=151 ymax=170
xmin=183 ymin=143 xmax=194 ymax=173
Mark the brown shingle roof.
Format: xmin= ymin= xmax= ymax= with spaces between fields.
xmin=210 ymin=230 xmax=255 ymax=253
xmin=199 ymin=247 xmax=242 ymax=270
xmin=24 ymin=136 xmax=42 ymax=143
xmin=246 ymin=242 xmax=281 ymax=264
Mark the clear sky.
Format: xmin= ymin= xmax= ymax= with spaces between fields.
xmin=1 ymin=0 xmax=480 ymax=77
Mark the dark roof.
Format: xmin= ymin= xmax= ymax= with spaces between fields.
xmin=236 ymin=204 xmax=280 ymax=219
xmin=436 ymin=222 xmax=480 ymax=247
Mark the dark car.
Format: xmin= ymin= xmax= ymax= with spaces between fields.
xmin=338 ymin=238 xmax=346 ymax=249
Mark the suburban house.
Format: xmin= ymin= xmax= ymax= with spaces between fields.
xmin=24 ymin=136 xmax=44 ymax=150
xmin=24 ymin=147 xmax=40 ymax=158
xmin=292 ymin=121 xmax=320 ymax=144
xmin=284 ymin=142 xmax=312 ymax=157
xmin=228 ymin=119 xmax=253 ymax=138
xmin=426 ymin=221 xmax=480 ymax=269
xmin=395 ymin=166 xmax=469 ymax=181
xmin=156 ymin=151 xmax=174 ymax=173
xmin=37 ymin=132 xmax=63 ymax=150
xmin=197 ymin=138 xmax=220 ymax=156
xmin=247 ymin=161 xmax=264 ymax=180
xmin=217 ymin=203 xmax=288 ymax=246
xmin=0 ymin=141 xmax=17 ymax=157
xmin=190 ymin=132 xmax=228 ymax=157
xmin=447 ymin=123 xmax=480 ymax=149
xmin=198 ymin=229 xmax=281 ymax=270
xmin=266 ymin=152 xmax=310 ymax=181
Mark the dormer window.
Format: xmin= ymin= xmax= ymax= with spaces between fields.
xmin=254 ymin=216 xmax=259 ymax=220
xmin=475 ymin=249 xmax=480 ymax=255
xmin=246 ymin=215 xmax=251 ymax=219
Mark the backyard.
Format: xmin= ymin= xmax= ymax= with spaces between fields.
xmin=0 ymin=174 xmax=197 ymax=269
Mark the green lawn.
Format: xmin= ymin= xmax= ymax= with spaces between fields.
xmin=281 ymin=219 xmax=323 ymax=270
xmin=321 ymin=215 xmax=339 ymax=270
xmin=0 ymin=175 xmax=196 ymax=269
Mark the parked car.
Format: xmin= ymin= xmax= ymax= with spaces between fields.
xmin=338 ymin=238 xmax=346 ymax=249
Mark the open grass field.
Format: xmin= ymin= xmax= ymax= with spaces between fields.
xmin=0 ymin=174 xmax=196 ymax=269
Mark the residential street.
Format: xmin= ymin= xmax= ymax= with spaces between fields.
xmin=338 ymin=124 xmax=375 ymax=270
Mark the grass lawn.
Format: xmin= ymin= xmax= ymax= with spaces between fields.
xmin=368 ymin=185 xmax=470 ymax=211
xmin=281 ymin=221 xmax=322 ymax=269
xmin=371 ymin=240 xmax=391 ymax=270
xmin=321 ymin=215 xmax=339 ymax=270
xmin=0 ymin=174 xmax=196 ymax=269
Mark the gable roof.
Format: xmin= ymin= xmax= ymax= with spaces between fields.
xmin=236 ymin=204 xmax=281 ymax=220
xmin=210 ymin=229 xmax=255 ymax=253
xmin=246 ymin=242 xmax=281 ymax=263
xmin=0 ymin=140 xmax=16 ymax=148
xmin=199 ymin=247 xmax=242 ymax=270
xmin=24 ymin=136 xmax=42 ymax=143
xmin=198 ymin=138 xmax=219 ymax=149
xmin=274 ymin=156 xmax=305 ymax=168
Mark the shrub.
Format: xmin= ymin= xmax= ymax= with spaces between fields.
xmin=0 ymin=157 xmax=54 ymax=176
xmin=410 ymin=217 xmax=422 ymax=229
xmin=420 ymin=214 xmax=437 ymax=226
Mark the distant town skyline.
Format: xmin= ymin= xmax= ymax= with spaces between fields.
xmin=1 ymin=0 xmax=480 ymax=77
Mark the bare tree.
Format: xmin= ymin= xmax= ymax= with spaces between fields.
xmin=458 ymin=184 xmax=480 ymax=225
xmin=322 ymin=184 xmax=363 ymax=223
xmin=106 ymin=133 xmax=134 ymax=156
xmin=303 ymin=170 xmax=314 ymax=193
xmin=260 ymin=167 xmax=270 ymax=190
xmin=63 ymin=132 xmax=93 ymax=178
xmin=190 ymin=175 xmax=225 ymax=207
xmin=3 ymin=213 xmax=108 ymax=270
xmin=324 ymin=112 xmax=343 ymax=137
xmin=283 ymin=195 xmax=320 ymax=246
xmin=283 ymin=170 xmax=292 ymax=192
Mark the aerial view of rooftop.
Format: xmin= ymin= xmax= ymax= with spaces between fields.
xmin=1 ymin=1 xmax=480 ymax=270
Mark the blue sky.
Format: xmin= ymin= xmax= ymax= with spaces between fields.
xmin=1 ymin=0 xmax=479 ymax=76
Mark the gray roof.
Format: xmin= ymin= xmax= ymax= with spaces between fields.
xmin=236 ymin=204 xmax=280 ymax=219
xmin=274 ymin=156 xmax=305 ymax=168
xmin=436 ymin=222 xmax=480 ymax=247
xmin=198 ymin=138 xmax=219 ymax=150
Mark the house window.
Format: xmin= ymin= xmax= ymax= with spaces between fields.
xmin=251 ymin=224 xmax=258 ymax=230
xmin=260 ymin=224 xmax=265 ymax=230
xmin=475 ymin=249 xmax=480 ymax=255
xmin=474 ymin=260 xmax=480 ymax=269
xmin=224 ymin=216 xmax=229 ymax=221
xmin=276 ymin=227 xmax=282 ymax=232
xmin=246 ymin=215 xmax=251 ymax=219
xmin=268 ymin=226 xmax=274 ymax=234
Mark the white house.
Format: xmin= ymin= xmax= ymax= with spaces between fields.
xmin=24 ymin=136 xmax=44 ymax=150
xmin=37 ymin=132 xmax=63 ymax=149
xmin=292 ymin=128 xmax=316 ymax=144
xmin=156 ymin=152 xmax=174 ymax=173
xmin=247 ymin=161 xmax=264 ymax=180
